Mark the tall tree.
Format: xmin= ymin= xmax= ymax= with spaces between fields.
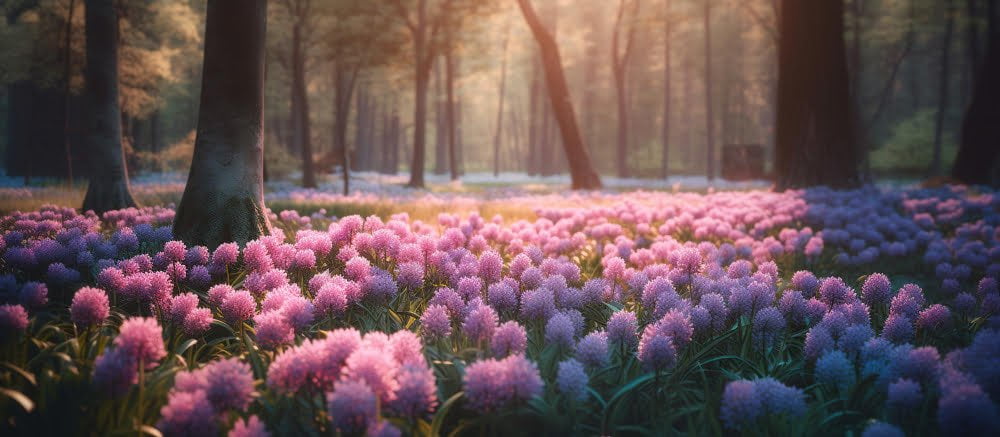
xmin=774 ymin=0 xmax=860 ymax=189
xmin=611 ymin=0 xmax=639 ymax=178
xmin=493 ymin=20 xmax=510 ymax=177
xmin=703 ymin=0 xmax=715 ymax=181
xmin=444 ymin=26 xmax=459 ymax=181
xmin=661 ymin=0 xmax=672 ymax=179
xmin=390 ymin=0 xmax=450 ymax=188
xmin=81 ymin=0 xmax=137 ymax=214
xmin=929 ymin=0 xmax=956 ymax=177
xmin=173 ymin=0 xmax=271 ymax=248
xmin=62 ymin=0 xmax=76 ymax=188
xmin=516 ymin=0 xmax=601 ymax=189
xmin=279 ymin=0 xmax=317 ymax=188
xmin=952 ymin=0 xmax=999 ymax=185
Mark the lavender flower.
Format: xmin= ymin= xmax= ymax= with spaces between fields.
xmin=71 ymin=287 xmax=110 ymax=328
xmin=556 ymin=358 xmax=588 ymax=401
xmin=491 ymin=321 xmax=527 ymax=357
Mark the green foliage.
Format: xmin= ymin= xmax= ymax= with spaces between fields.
xmin=871 ymin=109 xmax=957 ymax=175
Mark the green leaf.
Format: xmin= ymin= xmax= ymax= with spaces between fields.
xmin=174 ymin=338 xmax=198 ymax=356
xmin=0 ymin=387 xmax=35 ymax=413
xmin=1 ymin=361 xmax=37 ymax=386
xmin=431 ymin=391 xmax=464 ymax=437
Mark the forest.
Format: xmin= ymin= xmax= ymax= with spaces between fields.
xmin=0 ymin=0 xmax=998 ymax=436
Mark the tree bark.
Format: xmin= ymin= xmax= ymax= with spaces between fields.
xmin=612 ymin=0 xmax=638 ymax=179
xmin=930 ymin=0 xmax=956 ymax=177
xmin=951 ymin=0 xmax=1000 ymax=185
xmin=173 ymin=0 xmax=271 ymax=248
xmin=445 ymin=38 xmax=458 ymax=181
xmin=63 ymin=0 xmax=76 ymax=188
xmin=335 ymin=63 xmax=358 ymax=194
xmin=516 ymin=0 xmax=601 ymax=189
xmin=661 ymin=0 xmax=671 ymax=180
xmin=703 ymin=0 xmax=715 ymax=181
xmin=774 ymin=0 xmax=860 ymax=189
xmin=291 ymin=18 xmax=316 ymax=188
xmin=527 ymin=57 xmax=540 ymax=176
xmin=81 ymin=0 xmax=138 ymax=214
xmin=493 ymin=24 xmax=510 ymax=177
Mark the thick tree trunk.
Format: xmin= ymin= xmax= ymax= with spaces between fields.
xmin=951 ymin=0 xmax=1000 ymax=185
xmin=612 ymin=0 xmax=636 ymax=179
xmin=930 ymin=0 xmax=956 ymax=177
xmin=516 ymin=0 xmax=602 ymax=189
xmin=81 ymin=0 xmax=137 ymax=214
xmin=173 ymin=0 xmax=270 ymax=248
xmin=335 ymin=64 xmax=357 ymax=195
xmin=774 ymin=0 xmax=860 ymax=189
xmin=291 ymin=23 xmax=316 ymax=188
xmin=703 ymin=0 xmax=715 ymax=181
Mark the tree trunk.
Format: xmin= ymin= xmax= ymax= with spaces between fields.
xmin=527 ymin=58 xmax=540 ymax=176
xmin=173 ymin=0 xmax=270 ymax=248
xmin=292 ymin=22 xmax=316 ymax=188
xmin=407 ymin=0 xmax=431 ymax=188
xmin=612 ymin=0 xmax=636 ymax=179
xmin=774 ymin=0 xmax=860 ymax=189
xmin=951 ymin=0 xmax=1000 ymax=185
xmin=703 ymin=0 xmax=715 ymax=181
xmin=516 ymin=0 xmax=602 ymax=189
xmin=81 ymin=0 xmax=137 ymax=214
xmin=63 ymin=0 xmax=76 ymax=187
xmin=930 ymin=0 xmax=956 ymax=177
xmin=433 ymin=59 xmax=447 ymax=175
xmin=445 ymin=41 xmax=458 ymax=181
xmin=336 ymin=64 xmax=357 ymax=194
xmin=493 ymin=25 xmax=510 ymax=177
xmin=661 ymin=0 xmax=671 ymax=180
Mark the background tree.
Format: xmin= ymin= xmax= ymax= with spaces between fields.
xmin=80 ymin=0 xmax=137 ymax=214
xmin=516 ymin=0 xmax=601 ymax=189
xmin=173 ymin=0 xmax=270 ymax=248
xmin=774 ymin=0 xmax=860 ymax=189
xmin=611 ymin=0 xmax=640 ymax=178
xmin=952 ymin=0 xmax=999 ymax=185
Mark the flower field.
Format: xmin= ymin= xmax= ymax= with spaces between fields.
xmin=1 ymin=185 xmax=998 ymax=436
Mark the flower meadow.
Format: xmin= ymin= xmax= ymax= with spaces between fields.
xmin=1 ymin=185 xmax=999 ymax=436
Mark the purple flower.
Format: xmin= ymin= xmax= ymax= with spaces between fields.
xmin=487 ymin=282 xmax=518 ymax=313
xmin=463 ymin=303 xmax=499 ymax=344
xmin=556 ymin=358 xmax=588 ymax=401
xmin=491 ymin=321 xmax=527 ymax=357
xmin=396 ymin=261 xmax=424 ymax=290
xmin=221 ymin=290 xmax=256 ymax=325
xmin=890 ymin=283 xmax=925 ymax=318
xmin=428 ymin=287 xmax=464 ymax=319
xmin=387 ymin=364 xmax=438 ymax=418
xmin=163 ymin=240 xmax=187 ymax=263
xmin=607 ymin=310 xmax=639 ymax=350
xmin=343 ymin=348 xmax=399 ymax=405
xmin=115 ymin=317 xmax=166 ymax=367
xmin=545 ymin=312 xmax=576 ymax=349
xmin=420 ymin=304 xmax=452 ymax=340
xmin=71 ymin=287 xmax=110 ymax=328
xmin=0 ymin=304 xmax=29 ymax=334
xmin=720 ymin=380 xmax=761 ymax=430
xmin=157 ymin=389 xmax=218 ymax=437
xmin=861 ymin=273 xmax=893 ymax=306
xmin=818 ymin=277 xmax=854 ymax=306
xmin=229 ymin=416 xmax=270 ymax=437
xmin=754 ymin=378 xmax=806 ymax=417
xmin=861 ymin=422 xmax=905 ymax=437
xmin=168 ymin=293 xmax=199 ymax=325
xmin=211 ymin=242 xmax=240 ymax=266
xmin=478 ymin=250 xmax=503 ymax=283
xmin=815 ymin=350 xmax=855 ymax=392
xmin=887 ymin=378 xmax=923 ymax=412
xmin=936 ymin=382 xmax=1000 ymax=435
xmin=207 ymin=284 xmax=235 ymax=307
xmin=457 ymin=276 xmax=484 ymax=301
xmin=752 ymin=307 xmax=786 ymax=348
xmin=804 ymin=325 xmax=834 ymax=361
xmin=344 ymin=256 xmax=371 ymax=282
xmin=637 ymin=325 xmax=677 ymax=372
xmin=46 ymin=262 xmax=81 ymax=286
xmin=254 ymin=311 xmax=294 ymax=350
xmin=243 ymin=241 xmax=273 ymax=272
xmin=576 ymin=330 xmax=609 ymax=370
xmin=916 ymin=304 xmax=952 ymax=331
xmin=791 ymin=270 xmax=819 ymax=297
xmin=327 ymin=380 xmax=378 ymax=432
xmin=183 ymin=308 xmax=213 ymax=337
xmin=519 ymin=288 xmax=556 ymax=322
xmin=882 ymin=314 xmax=914 ymax=343
xmin=315 ymin=283 xmax=348 ymax=318
xmin=19 ymin=282 xmax=48 ymax=309
xmin=463 ymin=355 xmax=543 ymax=413
xmin=93 ymin=347 xmax=138 ymax=396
